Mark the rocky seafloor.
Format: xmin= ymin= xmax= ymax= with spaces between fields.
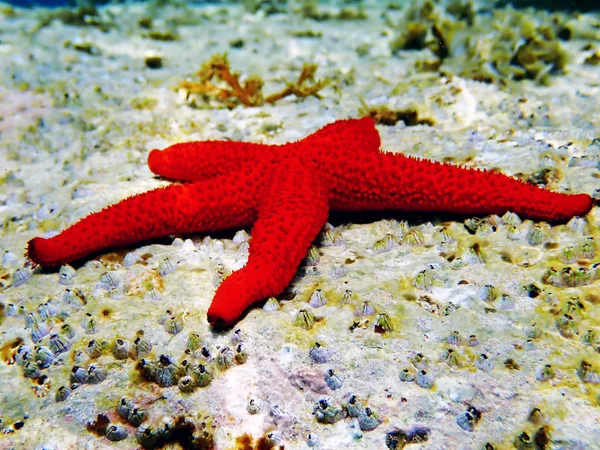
xmin=1 ymin=0 xmax=600 ymax=449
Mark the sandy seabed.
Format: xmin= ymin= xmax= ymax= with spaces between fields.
xmin=1 ymin=1 xmax=600 ymax=449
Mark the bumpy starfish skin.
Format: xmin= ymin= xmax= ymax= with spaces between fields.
xmin=26 ymin=179 xmax=261 ymax=268
xmin=207 ymin=159 xmax=329 ymax=327
xmin=27 ymin=117 xmax=595 ymax=327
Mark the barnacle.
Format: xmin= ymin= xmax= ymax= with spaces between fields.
xmin=34 ymin=346 xmax=54 ymax=369
xmin=309 ymin=342 xmax=330 ymax=363
xmin=262 ymin=297 xmax=281 ymax=312
xmin=132 ymin=335 xmax=152 ymax=359
xmin=577 ymin=360 xmax=600 ymax=383
xmin=324 ymin=369 xmax=343 ymax=390
xmin=536 ymin=363 xmax=555 ymax=381
xmin=304 ymin=246 xmax=321 ymax=266
xmin=358 ymin=407 xmax=383 ymax=431
xmin=87 ymin=364 xmax=107 ymax=384
xmin=400 ymin=367 xmax=416 ymax=382
xmin=48 ymin=334 xmax=70 ymax=355
xmin=355 ymin=300 xmax=375 ymax=317
xmin=58 ymin=264 xmax=76 ymax=285
xmin=414 ymin=268 xmax=435 ymax=290
xmin=475 ymin=353 xmax=495 ymax=372
xmin=415 ymin=369 xmax=435 ymax=388
xmin=178 ymin=375 xmax=195 ymax=393
xmin=386 ymin=429 xmax=409 ymax=449
xmin=446 ymin=331 xmax=463 ymax=346
xmin=111 ymin=338 xmax=129 ymax=360
xmin=294 ymin=309 xmax=316 ymax=329
xmin=60 ymin=323 xmax=75 ymax=339
xmin=191 ymin=364 xmax=214 ymax=387
xmin=105 ymin=425 xmax=128 ymax=442
xmin=81 ymin=313 xmax=98 ymax=334
xmin=456 ymin=406 xmax=482 ymax=432
xmin=441 ymin=348 xmax=461 ymax=366
xmin=468 ymin=334 xmax=479 ymax=347
xmin=216 ymin=346 xmax=235 ymax=370
xmin=312 ymin=397 xmax=344 ymax=424
xmin=85 ymin=339 xmax=106 ymax=359
xmin=140 ymin=355 xmax=182 ymax=387
xmin=31 ymin=322 xmax=50 ymax=343
xmin=341 ymin=288 xmax=359 ymax=305
xmin=55 ymin=386 xmax=71 ymax=402
xmin=186 ymin=333 xmax=202 ymax=352
xmin=163 ymin=314 xmax=183 ymax=335
xmin=329 ymin=262 xmax=347 ymax=279
xmin=233 ymin=344 xmax=248 ymax=365
xmin=375 ymin=313 xmax=394 ymax=333
xmin=345 ymin=394 xmax=364 ymax=418
xmin=309 ymin=288 xmax=328 ymax=308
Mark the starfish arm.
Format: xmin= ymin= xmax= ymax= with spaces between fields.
xmin=148 ymin=141 xmax=274 ymax=182
xmin=26 ymin=176 xmax=260 ymax=268
xmin=206 ymin=160 xmax=329 ymax=328
xmin=295 ymin=117 xmax=381 ymax=160
xmin=330 ymin=152 xmax=595 ymax=222
xmin=148 ymin=117 xmax=381 ymax=183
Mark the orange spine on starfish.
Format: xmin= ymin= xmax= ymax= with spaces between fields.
xmin=27 ymin=179 xmax=260 ymax=268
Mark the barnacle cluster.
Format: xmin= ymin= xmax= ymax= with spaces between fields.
xmin=1 ymin=172 xmax=599 ymax=447
xmin=385 ymin=425 xmax=431 ymax=449
xmin=177 ymin=53 xmax=328 ymax=108
xmin=311 ymin=394 xmax=386 ymax=432
xmin=0 ymin=249 xmax=257 ymax=446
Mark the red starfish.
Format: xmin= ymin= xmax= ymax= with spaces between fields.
xmin=26 ymin=118 xmax=594 ymax=328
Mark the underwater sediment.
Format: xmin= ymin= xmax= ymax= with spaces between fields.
xmin=0 ymin=0 xmax=600 ymax=448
